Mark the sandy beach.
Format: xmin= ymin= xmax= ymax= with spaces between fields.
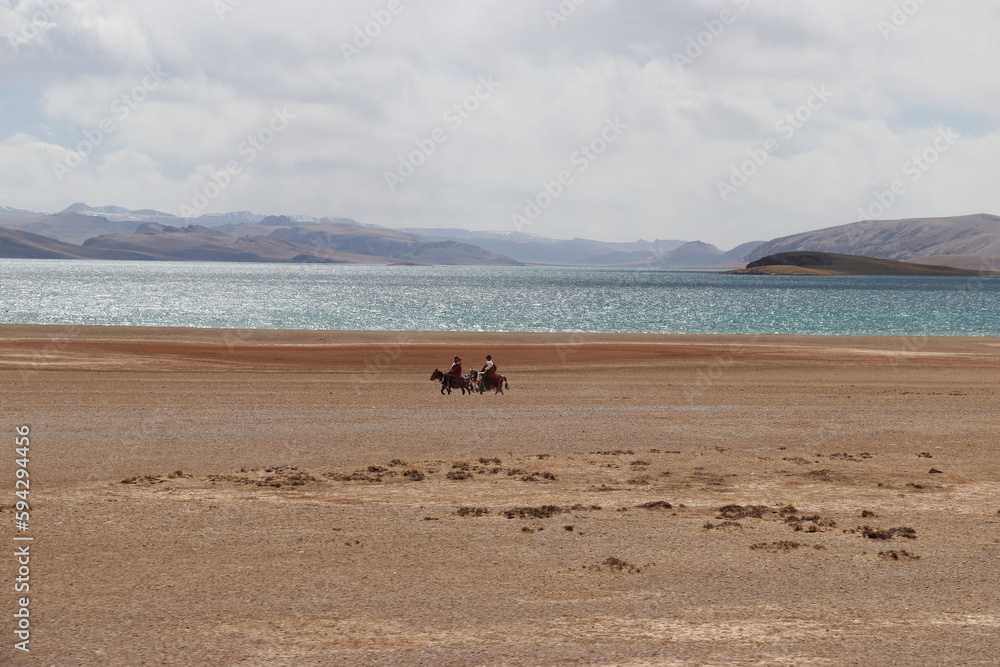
xmin=2 ymin=324 xmax=999 ymax=665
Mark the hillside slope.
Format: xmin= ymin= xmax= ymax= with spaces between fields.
xmin=269 ymin=222 xmax=522 ymax=265
xmin=0 ymin=212 xmax=143 ymax=244
xmin=82 ymin=225 xmax=397 ymax=263
xmin=0 ymin=225 xmax=153 ymax=260
xmin=743 ymin=214 xmax=1000 ymax=263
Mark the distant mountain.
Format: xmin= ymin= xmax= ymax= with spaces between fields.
xmin=0 ymin=212 xmax=145 ymax=245
xmin=0 ymin=225 xmax=154 ymax=260
xmin=12 ymin=204 xmax=516 ymax=265
xmin=0 ymin=204 xmax=37 ymax=217
xmin=639 ymin=241 xmax=716 ymax=268
xmin=204 ymin=212 xmax=363 ymax=229
xmin=728 ymin=251 xmax=999 ymax=276
xmin=62 ymin=202 xmax=178 ymax=222
xmin=742 ymin=214 xmax=1000 ymax=264
xmin=270 ymin=222 xmax=521 ymax=265
xmin=81 ymin=225 xmax=400 ymax=263
xmin=0 ymin=219 xmax=411 ymax=263
xmin=718 ymin=241 xmax=766 ymax=265
xmin=30 ymin=203 xmax=695 ymax=266
xmin=10 ymin=202 xmax=1000 ymax=269
xmin=192 ymin=211 xmax=265 ymax=227
xmin=401 ymin=228 xmax=687 ymax=265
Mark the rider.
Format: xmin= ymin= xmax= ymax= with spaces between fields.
xmin=449 ymin=356 xmax=463 ymax=379
xmin=481 ymin=355 xmax=498 ymax=389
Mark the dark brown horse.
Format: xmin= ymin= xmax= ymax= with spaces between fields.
xmin=430 ymin=369 xmax=473 ymax=395
xmin=469 ymin=369 xmax=509 ymax=395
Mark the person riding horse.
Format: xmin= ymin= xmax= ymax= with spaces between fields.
xmin=481 ymin=355 xmax=498 ymax=391
xmin=430 ymin=356 xmax=472 ymax=395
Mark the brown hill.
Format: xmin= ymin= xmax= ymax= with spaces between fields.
xmin=0 ymin=225 xmax=153 ymax=260
xmin=743 ymin=213 xmax=1000 ymax=263
xmin=727 ymin=251 xmax=1000 ymax=276
xmin=82 ymin=226 xmax=398 ymax=263
xmin=0 ymin=212 xmax=142 ymax=244
xmin=268 ymin=222 xmax=522 ymax=265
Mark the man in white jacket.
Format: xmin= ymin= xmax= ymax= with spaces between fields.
xmin=480 ymin=355 xmax=498 ymax=390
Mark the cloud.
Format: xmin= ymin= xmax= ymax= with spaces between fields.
xmin=2 ymin=0 xmax=999 ymax=247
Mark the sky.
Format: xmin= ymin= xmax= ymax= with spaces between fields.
xmin=2 ymin=0 xmax=1000 ymax=249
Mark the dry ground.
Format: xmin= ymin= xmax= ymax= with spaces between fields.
xmin=1 ymin=325 xmax=999 ymax=665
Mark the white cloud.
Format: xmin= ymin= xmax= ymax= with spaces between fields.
xmin=2 ymin=0 xmax=1000 ymax=247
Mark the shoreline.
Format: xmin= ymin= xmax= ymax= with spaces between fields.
xmin=3 ymin=323 xmax=999 ymax=372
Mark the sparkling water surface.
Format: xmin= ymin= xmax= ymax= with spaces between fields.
xmin=0 ymin=259 xmax=997 ymax=336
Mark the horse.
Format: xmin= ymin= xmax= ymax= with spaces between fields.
xmin=430 ymin=369 xmax=473 ymax=395
xmin=469 ymin=369 xmax=509 ymax=395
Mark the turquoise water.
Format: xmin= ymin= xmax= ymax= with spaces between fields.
xmin=0 ymin=259 xmax=997 ymax=336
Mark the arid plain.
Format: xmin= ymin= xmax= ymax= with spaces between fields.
xmin=2 ymin=325 xmax=999 ymax=666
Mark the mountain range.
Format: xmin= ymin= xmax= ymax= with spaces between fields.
xmin=1 ymin=203 xmax=999 ymax=270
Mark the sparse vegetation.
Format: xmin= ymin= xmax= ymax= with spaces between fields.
xmin=636 ymin=501 xmax=673 ymax=510
xmin=520 ymin=471 xmax=557 ymax=482
xmin=830 ymin=452 xmax=873 ymax=461
xmin=855 ymin=526 xmax=917 ymax=540
xmin=803 ymin=469 xmax=848 ymax=482
xmin=456 ymin=506 xmax=490 ymax=517
xmin=208 ymin=466 xmax=318 ymax=487
xmin=588 ymin=557 xmax=643 ymax=573
xmin=878 ymin=550 xmax=920 ymax=561
xmin=502 ymin=505 xmax=566 ymax=519
xmin=324 ymin=470 xmax=383 ymax=483
xmin=717 ymin=504 xmax=769 ymax=520
xmin=120 ymin=474 xmax=162 ymax=485
xmin=750 ymin=541 xmax=806 ymax=553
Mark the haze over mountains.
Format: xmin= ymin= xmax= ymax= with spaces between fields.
xmin=1 ymin=204 xmax=999 ymax=271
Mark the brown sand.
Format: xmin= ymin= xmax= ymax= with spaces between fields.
xmin=2 ymin=325 xmax=999 ymax=665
